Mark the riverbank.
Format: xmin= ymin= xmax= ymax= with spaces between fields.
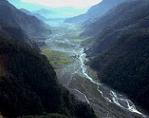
xmin=42 ymin=22 xmax=147 ymax=118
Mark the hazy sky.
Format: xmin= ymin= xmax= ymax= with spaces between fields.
xmin=10 ymin=0 xmax=102 ymax=9
xmin=9 ymin=0 xmax=102 ymax=18
xmin=22 ymin=0 xmax=102 ymax=8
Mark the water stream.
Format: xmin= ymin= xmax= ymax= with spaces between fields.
xmin=45 ymin=23 xmax=148 ymax=118
xmin=78 ymin=48 xmax=147 ymax=118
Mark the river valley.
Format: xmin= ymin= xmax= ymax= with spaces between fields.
xmin=42 ymin=22 xmax=148 ymax=118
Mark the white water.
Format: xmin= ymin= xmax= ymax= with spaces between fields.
xmin=45 ymin=23 xmax=148 ymax=118
xmin=73 ymin=89 xmax=90 ymax=104
xmin=78 ymin=48 xmax=147 ymax=118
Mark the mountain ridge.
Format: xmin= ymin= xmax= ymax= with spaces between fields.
xmin=0 ymin=0 xmax=51 ymax=39
xmin=65 ymin=0 xmax=127 ymax=24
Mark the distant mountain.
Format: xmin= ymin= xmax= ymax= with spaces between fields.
xmin=65 ymin=0 xmax=126 ymax=24
xmin=34 ymin=8 xmax=57 ymax=20
xmin=20 ymin=8 xmax=32 ymax=15
xmin=36 ymin=8 xmax=54 ymax=16
xmin=85 ymin=0 xmax=149 ymax=112
xmin=0 ymin=0 xmax=51 ymax=39
xmin=35 ymin=7 xmax=85 ymax=19
xmin=20 ymin=8 xmax=48 ymax=21
xmin=65 ymin=13 xmax=87 ymax=24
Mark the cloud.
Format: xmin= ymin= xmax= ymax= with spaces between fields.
xmin=21 ymin=0 xmax=102 ymax=8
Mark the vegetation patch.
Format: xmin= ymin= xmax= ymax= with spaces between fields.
xmin=42 ymin=48 xmax=72 ymax=68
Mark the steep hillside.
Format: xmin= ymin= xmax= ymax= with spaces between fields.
xmin=20 ymin=8 xmax=47 ymax=21
xmin=65 ymin=0 xmax=126 ymax=24
xmin=85 ymin=0 xmax=149 ymax=53
xmin=0 ymin=1 xmax=97 ymax=118
xmin=0 ymin=35 xmax=96 ymax=118
xmin=83 ymin=0 xmax=149 ymax=38
xmin=85 ymin=0 xmax=149 ymax=112
xmin=0 ymin=0 xmax=51 ymax=39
